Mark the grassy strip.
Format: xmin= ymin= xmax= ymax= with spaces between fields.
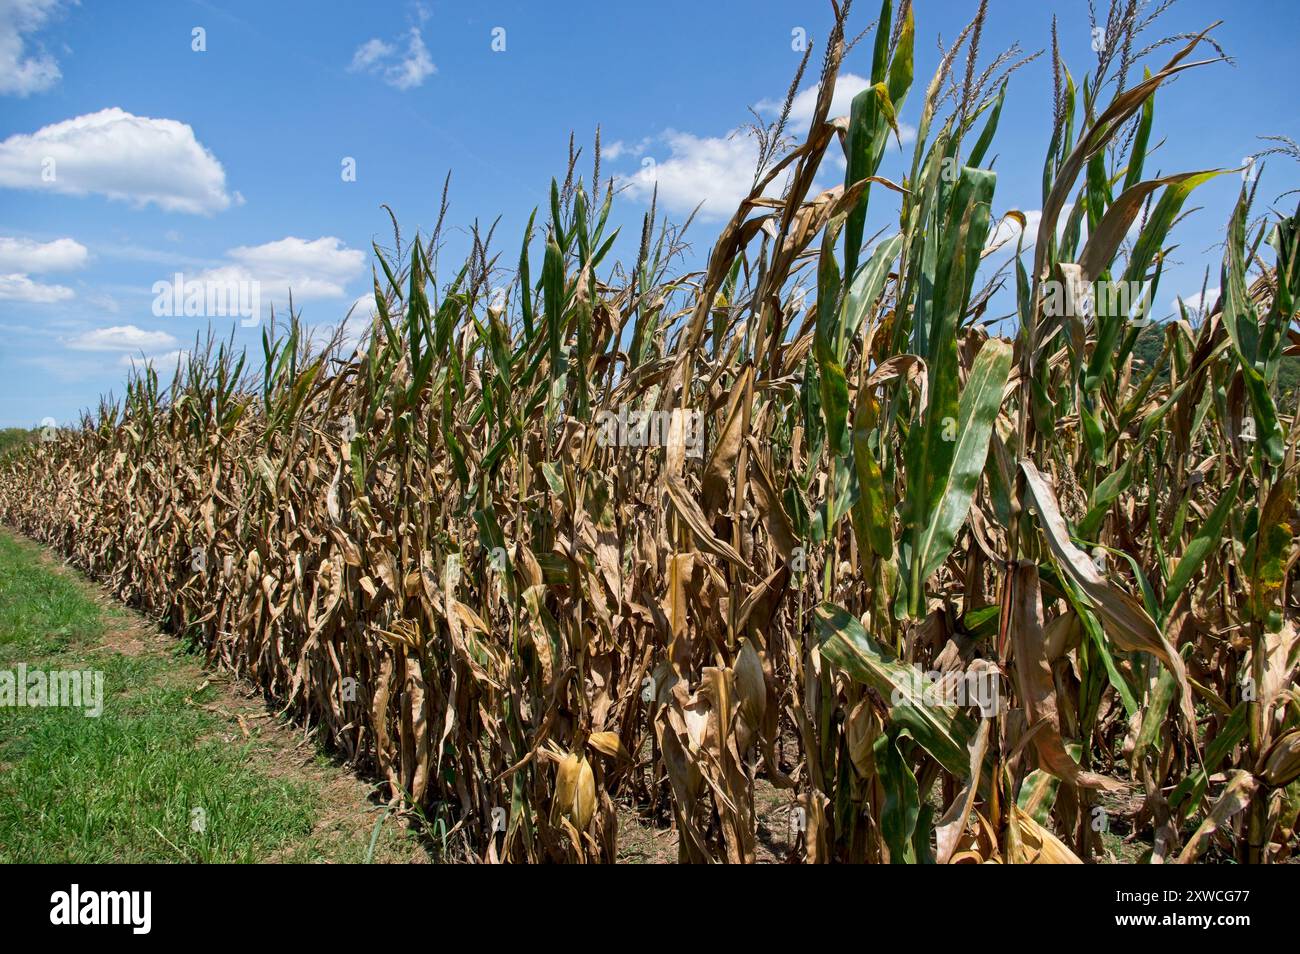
xmin=0 ymin=530 xmax=422 ymax=863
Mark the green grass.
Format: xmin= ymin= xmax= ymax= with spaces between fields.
xmin=0 ymin=531 xmax=319 ymax=862
xmin=0 ymin=532 xmax=103 ymax=658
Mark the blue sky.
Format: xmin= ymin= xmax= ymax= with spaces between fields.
xmin=0 ymin=0 xmax=1296 ymax=427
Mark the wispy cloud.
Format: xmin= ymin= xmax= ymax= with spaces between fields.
xmin=349 ymin=26 xmax=435 ymax=90
xmin=602 ymin=138 xmax=651 ymax=162
xmin=1172 ymin=286 xmax=1219 ymax=315
xmin=0 ymin=0 xmax=69 ymax=97
xmin=119 ymin=348 xmax=189 ymax=370
xmin=0 ymin=272 xmax=73 ymax=302
xmin=65 ymin=324 xmax=179 ymax=352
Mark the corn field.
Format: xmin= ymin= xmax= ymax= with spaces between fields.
xmin=2 ymin=0 xmax=1298 ymax=863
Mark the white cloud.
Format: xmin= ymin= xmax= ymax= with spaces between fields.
xmin=619 ymin=129 xmax=767 ymax=220
xmin=0 ymin=107 xmax=237 ymax=214
xmin=603 ymin=138 xmax=650 ymax=161
xmin=19 ymin=353 xmax=104 ymax=382
xmin=194 ymin=236 xmax=366 ymax=304
xmin=300 ymin=296 xmax=378 ymax=357
xmin=322 ymin=294 xmax=379 ymax=354
xmin=86 ymin=291 xmax=118 ymax=313
xmin=0 ymin=272 xmax=72 ymax=301
xmin=0 ymin=0 xmax=67 ymax=97
xmin=66 ymin=324 xmax=179 ymax=352
xmin=349 ymin=27 xmax=434 ymax=90
xmin=96 ymin=241 xmax=215 ymax=269
xmin=987 ymin=210 xmax=1044 ymax=251
xmin=349 ymin=37 xmax=393 ymax=71
xmin=984 ymin=205 xmax=1091 ymax=253
xmin=984 ymin=204 xmax=1162 ymax=259
xmin=120 ymin=348 xmax=189 ymax=370
xmin=0 ymin=235 xmax=87 ymax=272
xmin=618 ymin=74 xmax=919 ymax=222
xmin=1172 ymin=286 xmax=1219 ymax=314
xmin=758 ymin=73 xmax=917 ymax=144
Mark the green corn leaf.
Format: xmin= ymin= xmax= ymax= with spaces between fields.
xmin=1161 ymin=472 xmax=1240 ymax=620
xmin=910 ymin=337 xmax=1012 ymax=593
xmin=542 ymin=233 xmax=565 ymax=376
xmin=816 ymin=602 xmax=976 ymax=776
xmin=875 ymin=729 xmax=920 ymax=863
